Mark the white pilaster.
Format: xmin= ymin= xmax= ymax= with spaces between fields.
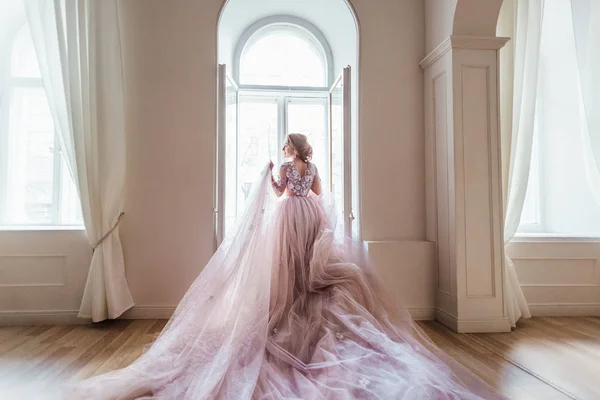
xmin=421 ymin=36 xmax=511 ymax=333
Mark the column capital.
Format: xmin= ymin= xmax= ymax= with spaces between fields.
xmin=420 ymin=35 xmax=510 ymax=71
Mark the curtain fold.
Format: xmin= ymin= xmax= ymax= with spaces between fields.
xmin=25 ymin=0 xmax=133 ymax=322
xmin=500 ymin=0 xmax=546 ymax=327
xmin=571 ymin=0 xmax=600 ymax=206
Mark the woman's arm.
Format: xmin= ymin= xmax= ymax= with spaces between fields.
xmin=271 ymin=163 xmax=286 ymax=197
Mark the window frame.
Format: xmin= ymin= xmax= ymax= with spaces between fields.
xmin=515 ymin=0 xmax=600 ymax=239
xmin=232 ymin=16 xmax=334 ymax=90
xmin=219 ymin=17 xmax=349 ymax=240
xmin=236 ymin=90 xmax=329 ymax=185
xmin=0 ymin=22 xmax=82 ymax=229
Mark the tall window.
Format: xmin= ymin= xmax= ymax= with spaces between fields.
xmin=0 ymin=23 xmax=82 ymax=227
xmin=225 ymin=22 xmax=336 ymax=234
xmin=518 ymin=0 xmax=600 ymax=236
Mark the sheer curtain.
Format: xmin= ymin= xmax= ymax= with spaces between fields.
xmin=25 ymin=0 xmax=134 ymax=322
xmin=499 ymin=0 xmax=546 ymax=327
xmin=571 ymin=0 xmax=600 ymax=205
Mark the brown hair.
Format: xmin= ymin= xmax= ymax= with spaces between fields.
xmin=285 ymin=133 xmax=313 ymax=163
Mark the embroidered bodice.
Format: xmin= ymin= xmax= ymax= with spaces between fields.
xmin=273 ymin=161 xmax=320 ymax=197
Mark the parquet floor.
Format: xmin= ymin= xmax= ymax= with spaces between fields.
xmin=0 ymin=317 xmax=599 ymax=399
xmin=421 ymin=317 xmax=600 ymax=400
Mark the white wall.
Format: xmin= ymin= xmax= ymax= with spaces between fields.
xmin=0 ymin=230 xmax=91 ymax=324
xmin=425 ymin=0 xmax=456 ymax=54
xmin=1 ymin=0 xmax=432 ymax=323
xmin=508 ymin=240 xmax=600 ymax=316
xmin=424 ymin=0 xmax=504 ymax=54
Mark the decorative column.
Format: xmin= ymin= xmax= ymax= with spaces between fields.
xmin=421 ymin=36 xmax=511 ymax=333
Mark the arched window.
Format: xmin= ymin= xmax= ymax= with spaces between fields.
xmin=0 ymin=23 xmax=82 ymax=227
xmin=238 ymin=24 xmax=328 ymax=87
xmin=218 ymin=16 xmax=352 ymax=241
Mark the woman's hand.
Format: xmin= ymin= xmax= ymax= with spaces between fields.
xmin=269 ymin=161 xmax=274 ymax=170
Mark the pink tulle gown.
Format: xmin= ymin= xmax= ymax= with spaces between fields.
xmin=62 ymin=161 xmax=502 ymax=399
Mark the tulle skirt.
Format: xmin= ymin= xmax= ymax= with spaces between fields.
xmin=55 ymin=164 xmax=502 ymax=399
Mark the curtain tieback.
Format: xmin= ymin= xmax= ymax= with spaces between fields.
xmin=93 ymin=212 xmax=125 ymax=251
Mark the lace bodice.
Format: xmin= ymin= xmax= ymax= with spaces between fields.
xmin=273 ymin=161 xmax=320 ymax=197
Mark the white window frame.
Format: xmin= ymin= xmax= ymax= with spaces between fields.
xmin=232 ymin=15 xmax=334 ymax=90
xmin=216 ymin=18 xmax=354 ymax=245
xmin=0 ymin=22 xmax=81 ymax=229
xmin=238 ymin=90 xmax=330 ymax=165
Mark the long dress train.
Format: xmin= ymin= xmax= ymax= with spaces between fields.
xmin=60 ymin=161 xmax=502 ymax=399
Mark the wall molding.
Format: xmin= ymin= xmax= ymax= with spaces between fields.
xmin=0 ymin=310 xmax=86 ymax=326
xmin=520 ymin=283 xmax=600 ymax=288
xmin=0 ymin=305 xmax=437 ymax=326
xmin=0 ymin=254 xmax=67 ymax=287
xmin=528 ymin=303 xmax=600 ymax=317
xmin=435 ymin=308 xmax=511 ymax=333
xmin=420 ymin=35 xmax=510 ymax=70
xmin=450 ymin=35 xmax=509 ymax=51
xmin=120 ymin=305 xmax=438 ymax=321
xmin=420 ymin=37 xmax=452 ymax=70
xmin=408 ymin=307 xmax=436 ymax=321
xmin=459 ymin=63 xmax=498 ymax=300
xmin=3 ymin=303 xmax=598 ymax=326
xmin=120 ymin=305 xmax=178 ymax=319
xmin=435 ymin=307 xmax=458 ymax=331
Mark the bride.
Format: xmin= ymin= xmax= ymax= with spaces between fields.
xmin=66 ymin=134 xmax=502 ymax=399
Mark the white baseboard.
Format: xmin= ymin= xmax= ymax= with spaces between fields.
xmin=5 ymin=303 xmax=596 ymax=327
xmin=408 ymin=307 xmax=436 ymax=321
xmin=528 ymin=303 xmax=600 ymax=317
xmin=119 ymin=305 xmax=177 ymax=319
xmin=0 ymin=305 xmax=437 ymax=326
xmin=435 ymin=308 xmax=458 ymax=331
xmin=435 ymin=308 xmax=511 ymax=333
xmin=0 ymin=309 xmax=88 ymax=326
xmin=120 ymin=306 xmax=437 ymax=321
xmin=118 ymin=305 xmax=438 ymax=321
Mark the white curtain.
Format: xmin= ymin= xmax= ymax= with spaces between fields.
xmin=25 ymin=0 xmax=134 ymax=322
xmin=501 ymin=0 xmax=547 ymax=327
xmin=571 ymin=1 xmax=600 ymax=205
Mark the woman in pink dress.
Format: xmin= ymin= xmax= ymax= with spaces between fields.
xmin=66 ymin=134 xmax=501 ymax=399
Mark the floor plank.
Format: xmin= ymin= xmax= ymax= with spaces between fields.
xmin=0 ymin=317 xmax=598 ymax=399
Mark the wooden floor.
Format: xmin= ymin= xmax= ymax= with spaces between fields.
xmin=0 ymin=317 xmax=599 ymax=399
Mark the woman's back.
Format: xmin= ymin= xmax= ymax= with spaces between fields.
xmin=279 ymin=161 xmax=319 ymax=197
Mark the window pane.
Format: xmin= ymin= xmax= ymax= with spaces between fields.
xmin=519 ymin=100 xmax=542 ymax=229
xmin=287 ymin=101 xmax=328 ymax=189
xmin=530 ymin=0 xmax=600 ymax=235
xmin=240 ymin=27 xmax=326 ymax=87
xmin=59 ymin=156 xmax=84 ymax=226
xmin=237 ymin=98 xmax=278 ymax=218
xmin=11 ymin=25 xmax=42 ymax=79
xmin=6 ymin=87 xmax=55 ymax=225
